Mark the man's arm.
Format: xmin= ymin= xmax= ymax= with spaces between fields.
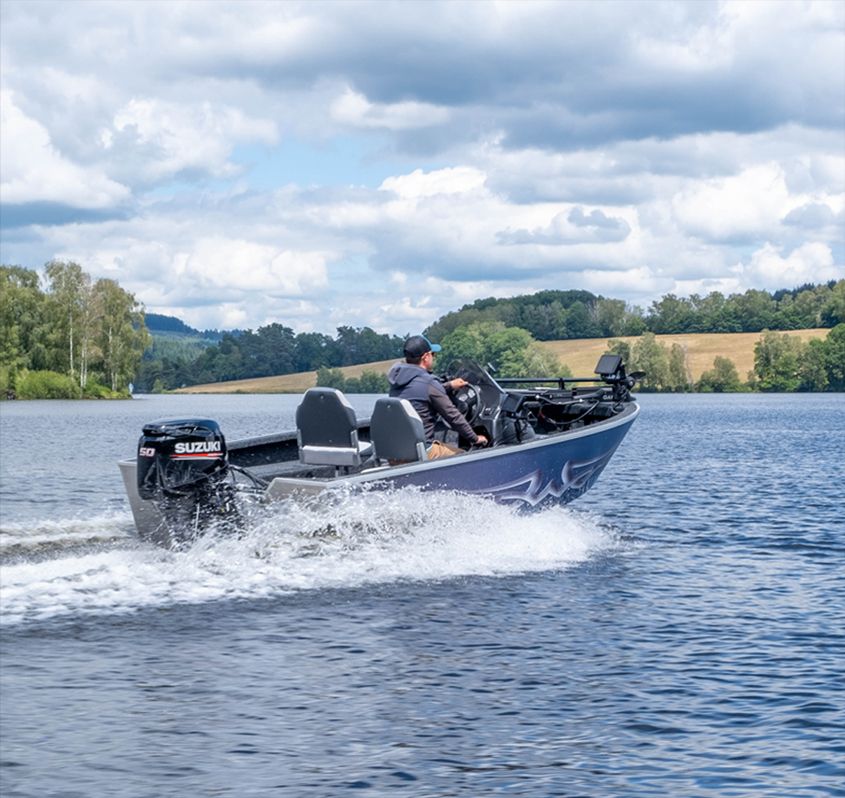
xmin=427 ymin=383 xmax=486 ymax=445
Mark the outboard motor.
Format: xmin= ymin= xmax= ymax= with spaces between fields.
xmin=137 ymin=418 xmax=238 ymax=546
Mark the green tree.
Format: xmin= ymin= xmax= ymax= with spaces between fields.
xmin=594 ymin=298 xmax=629 ymax=337
xmin=92 ymin=278 xmax=150 ymax=392
xmin=797 ymin=339 xmax=829 ymax=391
xmin=357 ymin=370 xmax=389 ymax=393
xmin=0 ymin=266 xmax=49 ymax=390
xmin=647 ymin=294 xmax=695 ymax=334
xmin=440 ymin=321 xmax=567 ymax=378
xmin=513 ymin=301 xmax=562 ymax=340
xmin=315 ymin=367 xmax=346 ymax=389
xmin=238 ymin=324 xmax=297 ymax=377
xmin=753 ymin=331 xmax=803 ymax=391
xmin=821 ymin=323 xmax=845 ymax=390
xmin=294 ymin=332 xmax=335 ymax=371
xmin=666 ymin=343 xmax=691 ymax=392
xmin=621 ymin=307 xmax=648 ymax=336
xmin=190 ymin=333 xmax=244 ymax=383
xmin=697 ymin=356 xmax=745 ymax=392
xmin=564 ymin=301 xmax=601 ymax=339
xmin=821 ymin=281 xmax=845 ymax=326
xmin=732 ymin=289 xmax=777 ymax=332
xmin=516 ymin=345 xmax=570 ymax=379
xmin=438 ymin=323 xmax=487 ymax=363
xmin=339 ymin=370 xmax=390 ymax=394
xmin=425 ymin=289 xmax=599 ymax=342
xmin=15 ymin=369 xmax=82 ymax=399
xmin=487 ymin=326 xmax=538 ymax=375
xmin=607 ymin=339 xmax=632 ymax=365
xmin=335 ymin=326 xmax=403 ymax=366
xmin=45 ymin=260 xmax=92 ymax=385
xmin=690 ymin=292 xmax=732 ymax=332
xmin=630 ymin=333 xmax=669 ymax=390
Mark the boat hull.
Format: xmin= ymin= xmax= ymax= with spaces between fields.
xmin=119 ymin=402 xmax=638 ymax=543
xmin=266 ymin=402 xmax=638 ymax=508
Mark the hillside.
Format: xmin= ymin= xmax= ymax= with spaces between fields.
xmin=145 ymin=312 xmax=227 ymax=342
xmin=175 ymin=359 xmax=397 ymax=394
xmin=174 ymin=329 xmax=830 ymax=393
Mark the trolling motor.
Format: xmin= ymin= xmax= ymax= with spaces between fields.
xmin=594 ymin=354 xmax=645 ymax=403
xmin=137 ymin=418 xmax=240 ymax=546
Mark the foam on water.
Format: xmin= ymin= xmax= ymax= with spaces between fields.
xmin=0 ymin=487 xmax=618 ymax=626
xmin=0 ymin=510 xmax=135 ymax=558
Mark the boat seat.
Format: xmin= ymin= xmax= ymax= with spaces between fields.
xmin=369 ymin=398 xmax=427 ymax=464
xmin=296 ymin=387 xmax=372 ymax=468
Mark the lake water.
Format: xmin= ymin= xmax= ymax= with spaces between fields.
xmin=1 ymin=393 xmax=843 ymax=797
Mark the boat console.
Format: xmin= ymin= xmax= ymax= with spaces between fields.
xmin=444 ymin=355 xmax=641 ymax=443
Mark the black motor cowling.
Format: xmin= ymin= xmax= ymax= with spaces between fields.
xmin=137 ymin=418 xmax=238 ymax=545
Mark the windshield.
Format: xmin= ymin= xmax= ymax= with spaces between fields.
xmin=442 ymin=359 xmax=501 ymax=392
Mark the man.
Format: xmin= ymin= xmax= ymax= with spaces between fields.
xmin=387 ymin=335 xmax=488 ymax=458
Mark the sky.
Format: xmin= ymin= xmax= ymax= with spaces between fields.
xmin=1 ymin=0 xmax=843 ymax=335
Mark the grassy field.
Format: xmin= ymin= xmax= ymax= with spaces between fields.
xmin=175 ymin=329 xmax=830 ymax=393
xmin=538 ymin=328 xmax=830 ymax=381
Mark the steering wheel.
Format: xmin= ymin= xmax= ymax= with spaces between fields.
xmin=451 ymin=382 xmax=481 ymax=427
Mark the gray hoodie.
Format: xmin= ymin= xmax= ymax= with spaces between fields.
xmin=387 ymin=362 xmax=480 ymax=444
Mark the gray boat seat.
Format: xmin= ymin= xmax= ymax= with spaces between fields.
xmin=296 ymin=387 xmax=372 ymax=468
xmin=370 ymin=398 xmax=427 ymax=464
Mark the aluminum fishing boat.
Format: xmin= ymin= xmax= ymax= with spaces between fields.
xmin=119 ymin=355 xmax=640 ymax=548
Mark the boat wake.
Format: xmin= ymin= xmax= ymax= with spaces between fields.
xmin=0 ymin=487 xmax=621 ymax=626
xmin=0 ymin=511 xmax=136 ymax=561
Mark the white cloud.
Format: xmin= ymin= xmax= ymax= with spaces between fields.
xmin=580 ymin=266 xmax=672 ymax=301
xmin=370 ymin=165 xmax=648 ymax=281
xmin=0 ymin=89 xmax=129 ymax=208
xmin=374 ymin=296 xmax=441 ymax=327
xmin=331 ymin=87 xmax=450 ymax=130
xmin=741 ymin=242 xmax=842 ymax=290
xmin=101 ymin=98 xmax=278 ymax=181
xmin=1 ymin=0 xmax=842 ymax=334
xmin=632 ymin=6 xmax=736 ymax=74
xmin=37 ymin=217 xmax=333 ymax=328
xmin=499 ymin=207 xmax=632 ymax=245
xmin=671 ymin=164 xmax=794 ymax=242
xmin=181 ymin=237 xmax=328 ymax=294
xmin=379 ymin=167 xmax=487 ymax=198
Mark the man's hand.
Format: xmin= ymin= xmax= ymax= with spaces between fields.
xmin=475 ymin=434 xmax=489 ymax=447
xmin=448 ymin=377 xmax=468 ymax=391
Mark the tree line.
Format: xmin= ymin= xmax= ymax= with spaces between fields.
xmin=1 ymin=263 xmax=148 ymax=398
xmin=426 ymin=282 xmax=845 ymax=343
xmin=151 ymin=281 xmax=843 ymax=392
xmin=606 ymin=327 xmax=845 ymax=393
xmin=137 ymin=323 xmax=405 ymax=392
xmin=3 ymin=260 xmax=843 ymax=397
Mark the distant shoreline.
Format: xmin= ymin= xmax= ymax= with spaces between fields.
xmin=173 ymin=329 xmax=830 ymax=394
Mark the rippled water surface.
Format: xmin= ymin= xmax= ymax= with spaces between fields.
xmin=1 ymin=393 xmax=843 ymax=797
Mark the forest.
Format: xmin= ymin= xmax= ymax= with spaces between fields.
xmin=2 ymin=262 xmax=843 ymax=397
xmin=426 ymin=282 xmax=844 ymax=342
xmin=137 ymin=322 xmax=405 ymax=393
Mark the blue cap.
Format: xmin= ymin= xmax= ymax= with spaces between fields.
xmin=403 ymin=335 xmax=441 ymax=357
